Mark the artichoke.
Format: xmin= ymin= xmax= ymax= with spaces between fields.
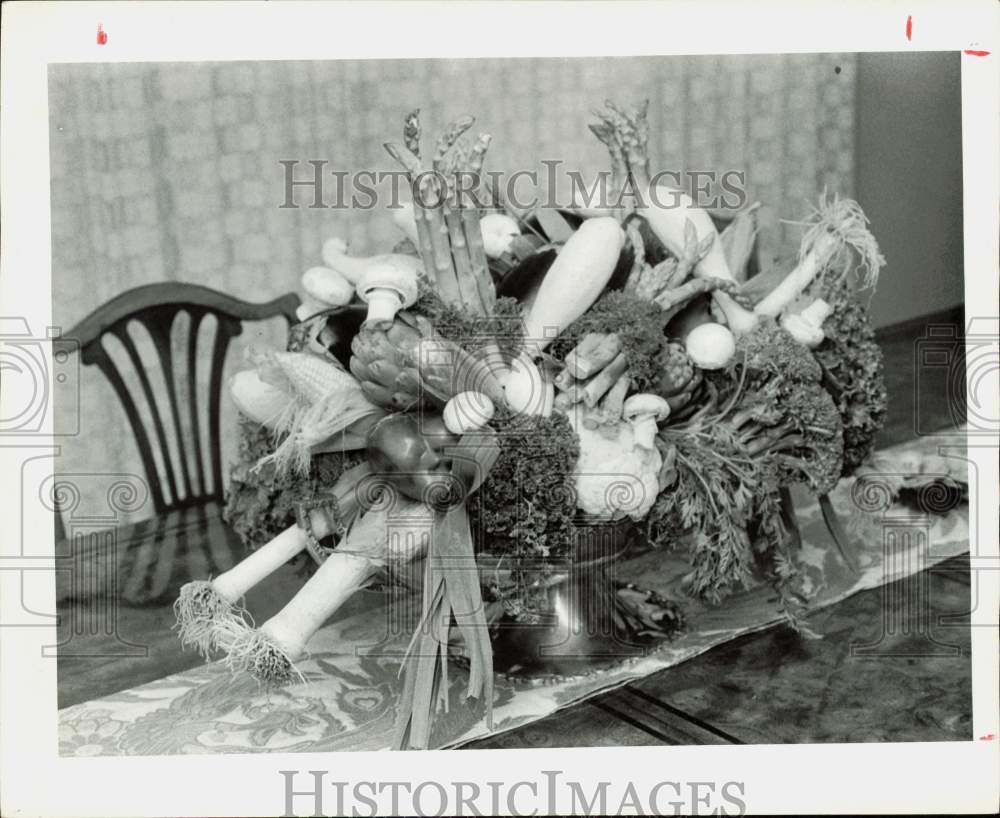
xmin=350 ymin=312 xmax=430 ymax=411
xmin=349 ymin=310 xmax=506 ymax=412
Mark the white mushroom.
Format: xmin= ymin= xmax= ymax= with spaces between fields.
xmin=622 ymin=393 xmax=670 ymax=451
xmin=480 ymin=213 xmax=521 ymax=258
xmin=684 ymin=322 xmax=736 ymax=370
xmin=321 ymin=237 xmax=423 ymax=286
xmin=355 ymin=261 xmax=419 ymax=327
xmin=443 ymin=391 xmax=496 ymax=434
xmin=301 ymin=266 xmax=354 ymax=307
xmin=780 ymin=298 xmax=832 ymax=348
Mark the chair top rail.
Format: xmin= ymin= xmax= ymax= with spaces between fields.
xmin=64 ymin=283 xmax=300 ymax=349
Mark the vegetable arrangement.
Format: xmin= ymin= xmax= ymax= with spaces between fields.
xmin=176 ymin=100 xmax=890 ymax=749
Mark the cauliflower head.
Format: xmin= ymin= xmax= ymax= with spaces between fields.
xmin=567 ymin=408 xmax=661 ymax=521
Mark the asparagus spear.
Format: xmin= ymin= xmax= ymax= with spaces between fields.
xmin=429 ymin=116 xmax=479 ymax=312
xmin=461 ymin=133 xmax=497 ymax=314
xmin=384 ymin=114 xmax=466 ymax=307
xmin=403 ymin=108 xmax=421 ymax=158
xmin=582 ymin=352 xmax=628 ymax=407
xmin=598 ymin=373 xmax=631 ymax=437
xmin=623 ymin=221 xmax=647 ymax=293
xmin=562 ymin=333 xmax=603 ymax=378
xmin=384 ymin=140 xmax=458 ymax=304
xmin=566 ymin=333 xmax=622 ymax=379
xmin=439 ymin=131 xmax=494 ymax=315
xmin=654 ymin=275 xmax=744 ymax=323
xmin=433 ymin=115 xmax=475 ymax=166
xmin=589 ymin=122 xmax=628 ymax=216
xmin=443 ymin=195 xmax=483 ymax=312
xmin=597 ymin=99 xmax=651 ymax=190
xmin=636 ymin=257 xmax=679 ymax=301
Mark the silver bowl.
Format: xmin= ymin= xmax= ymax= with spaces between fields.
xmin=485 ymin=517 xmax=683 ymax=681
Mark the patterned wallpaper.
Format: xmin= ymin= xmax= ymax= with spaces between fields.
xmin=48 ymin=54 xmax=857 ymax=526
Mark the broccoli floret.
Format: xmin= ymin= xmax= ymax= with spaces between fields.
xmin=549 ymin=291 xmax=669 ymax=391
xmin=812 ymin=279 xmax=888 ymax=473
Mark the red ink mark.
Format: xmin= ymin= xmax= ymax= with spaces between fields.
xmin=980 ymin=733 xmax=995 ymax=741
xmin=96 ymin=24 xmax=107 ymax=45
xmin=964 ymin=49 xmax=990 ymax=57
xmin=905 ymin=15 xmax=912 ymax=41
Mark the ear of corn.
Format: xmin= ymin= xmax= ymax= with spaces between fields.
xmin=250 ymin=350 xmax=382 ymax=475
xmin=256 ymin=350 xmax=356 ymax=406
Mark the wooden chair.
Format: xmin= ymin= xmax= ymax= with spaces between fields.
xmin=61 ymin=283 xmax=300 ymax=515
xmin=51 ymin=283 xmax=299 ymax=636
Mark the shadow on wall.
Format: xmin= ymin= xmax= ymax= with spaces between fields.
xmin=857 ymin=51 xmax=964 ymax=328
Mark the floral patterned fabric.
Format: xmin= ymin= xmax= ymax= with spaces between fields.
xmin=58 ymin=429 xmax=970 ymax=755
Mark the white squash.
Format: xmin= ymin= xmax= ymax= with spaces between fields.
xmin=522 ymin=217 xmax=624 ymax=355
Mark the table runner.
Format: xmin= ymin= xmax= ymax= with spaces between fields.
xmin=58 ymin=429 xmax=971 ymax=756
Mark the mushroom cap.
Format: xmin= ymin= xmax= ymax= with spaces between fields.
xmin=480 ymin=213 xmax=521 ymax=258
xmin=622 ymin=393 xmax=671 ymax=421
xmin=301 ymin=265 xmax=354 ymax=307
xmin=684 ymin=322 xmax=736 ymax=370
xmin=356 ymin=261 xmax=419 ymax=307
xmin=443 ymin=391 xmax=496 ymax=434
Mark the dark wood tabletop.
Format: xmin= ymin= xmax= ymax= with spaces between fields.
xmin=56 ymin=307 xmax=973 ymax=745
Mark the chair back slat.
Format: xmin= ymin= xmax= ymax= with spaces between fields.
xmin=85 ymin=343 xmax=170 ymax=512
xmin=185 ymin=309 xmax=208 ymax=498
xmin=206 ymin=315 xmax=242 ymax=498
xmin=67 ymin=284 xmax=300 ymax=516
xmin=108 ymin=322 xmax=183 ymax=506
xmin=143 ymin=310 xmax=194 ymax=501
